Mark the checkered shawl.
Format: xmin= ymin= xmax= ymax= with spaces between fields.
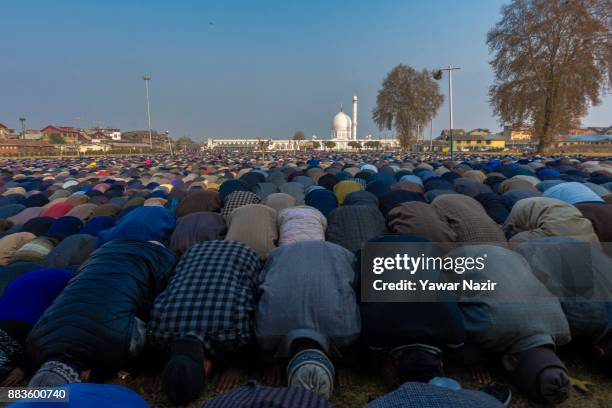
xmin=365 ymin=382 xmax=503 ymax=408
xmin=201 ymin=381 xmax=334 ymax=408
xmin=147 ymin=240 xmax=261 ymax=361
xmin=221 ymin=191 xmax=262 ymax=217
xmin=326 ymin=206 xmax=386 ymax=253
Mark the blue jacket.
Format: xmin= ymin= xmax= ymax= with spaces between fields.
xmin=0 ymin=268 xmax=74 ymax=326
xmin=7 ymin=383 xmax=150 ymax=408
xmin=97 ymin=206 xmax=175 ymax=246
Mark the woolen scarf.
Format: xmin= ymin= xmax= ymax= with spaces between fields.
xmin=387 ymin=202 xmax=457 ymax=243
xmin=264 ymin=193 xmax=297 ymax=212
xmin=174 ymin=190 xmax=222 ymax=217
xmin=226 ymin=204 xmax=278 ymax=259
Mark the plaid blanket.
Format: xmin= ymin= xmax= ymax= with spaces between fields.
xmin=221 ymin=191 xmax=261 ymax=217
xmin=326 ymin=206 xmax=386 ymax=253
xmin=147 ymin=240 xmax=260 ymax=361
xmin=365 ymin=382 xmax=503 ymax=408
xmin=202 ymin=381 xmax=334 ymax=408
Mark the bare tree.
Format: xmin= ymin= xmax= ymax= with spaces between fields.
xmin=48 ymin=134 xmax=66 ymax=145
xmin=373 ymin=64 xmax=444 ymax=149
xmin=175 ymin=136 xmax=196 ymax=145
xmin=292 ymin=130 xmax=306 ymax=140
xmin=488 ymin=0 xmax=611 ymax=152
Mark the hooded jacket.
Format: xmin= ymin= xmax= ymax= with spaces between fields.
xmin=26 ymin=240 xmax=177 ymax=368
xmin=504 ymin=197 xmax=600 ymax=246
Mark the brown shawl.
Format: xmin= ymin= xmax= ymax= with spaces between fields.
xmin=388 ymin=201 xmax=457 ymax=243
xmin=225 ymin=204 xmax=278 ymax=259
xmin=432 ymin=194 xmax=507 ymax=245
xmin=175 ymin=190 xmax=222 ymax=217
xmin=575 ymin=203 xmax=612 ymax=242
xmin=505 ymin=197 xmax=601 ymax=247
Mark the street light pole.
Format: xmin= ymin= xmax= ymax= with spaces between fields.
xmin=448 ymin=66 xmax=455 ymax=160
xmin=19 ymin=118 xmax=26 ymax=139
xmin=433 ymin=65 xmax=461 ymax=160
xmin=430 ymin=118 xmax=433 ymax=152
xmin=165 ymin=131 xmax=173 ymax=156
xmin=143 ymin=75 xmax=153 ymax=150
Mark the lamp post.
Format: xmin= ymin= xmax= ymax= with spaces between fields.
xmin=165 ymin=131 xmax=173 ymax=156
xmin=19 ymin=118 xmax=26 ymax=139
xmin=433 ymin=66 xmax=461 ymax=160
xmin=143 ymin=75 xmax=153 ymax=150
xmin=430 ymin=118 xmax=433 ymax=153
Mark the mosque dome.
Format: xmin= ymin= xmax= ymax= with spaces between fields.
xmin=332 ymin=111 xmax=352 ymax=132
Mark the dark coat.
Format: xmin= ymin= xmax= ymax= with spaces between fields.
xmin=26 ymin=240 xmax=177 ymax=368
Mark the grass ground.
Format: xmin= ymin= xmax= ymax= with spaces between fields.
xmin=109 ymin=351 xmax=612 ymax=408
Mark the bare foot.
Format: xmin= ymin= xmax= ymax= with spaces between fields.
xmin=216 ymin=366 xmax=242 ymax=392
xmin=337 ymin=366 xmax=352 ymax=387
xmin=262 ymin=364 xmax=282 ymax=386
xmin=1 ymin=367 xmax=25 ymax=387
xmin=472 ymin=365 xmax=492 ymax=385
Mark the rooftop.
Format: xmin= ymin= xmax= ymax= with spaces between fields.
xmin=567 ymin=134 xmax=612 ymax=142
xmin=453 ymin=133 xmax=505 ymax=141
xmin=0 ymin=139 xmax=54 ymax=147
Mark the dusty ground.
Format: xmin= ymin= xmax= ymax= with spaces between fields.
xmin=109 ymin=352 xmax=612 ymax=408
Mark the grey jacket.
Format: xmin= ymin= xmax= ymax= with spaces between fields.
xmin=255 ymin=240 xmax=361 ymax=358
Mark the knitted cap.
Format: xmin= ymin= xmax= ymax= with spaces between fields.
xmin=161 ymin=337 xmax=206 ymax=405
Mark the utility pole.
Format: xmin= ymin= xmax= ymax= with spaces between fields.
xmin=433 ymin=66 xmax=461 ymax=160
xmin=19 ymin=118 xmax=26 ymax=139
xmin=166 ymin=131 xmax=173 ymax=156
xmin=430 ymin=118 xmax=433 ymax=152
xmin=143 ymin=75 xmax=153 ymax=150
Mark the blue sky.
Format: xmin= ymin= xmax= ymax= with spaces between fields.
xmin=1 ymin=0 xmax=610 ymax=140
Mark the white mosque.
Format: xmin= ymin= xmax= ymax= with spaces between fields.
xmin=327 ymin=95 xmax=358 ymax=149
xmin=205 ymin=95 xmax=398 ymax=151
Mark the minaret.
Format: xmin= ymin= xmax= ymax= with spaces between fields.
xmin=351 ymin=95 xmax=358 ymax=140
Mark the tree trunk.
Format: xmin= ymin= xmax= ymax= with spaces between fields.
xmin=538 ymin=67 xmax=556 ymax=153
xmin=539 ymin=105 xmax=553 ymax=154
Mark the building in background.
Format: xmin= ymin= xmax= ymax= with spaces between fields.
xmin=84 ymin=128 xmax=122 ymax=142
xmin=329 ymin=95 xmax=359 ymax=149
xmin=121 ymin=130 xmax=167 ymax=144
xmin=567 ymin=126 xmax=611 ymax=135
xmin=556 ymin=124 xmax=612 ymax=152
xmin=556 ymin=134 xmax=612 ymax=151
xmin=206 ymin=95 xmax=398 ymax=151
xmin=467 ymin=128 xmax=491 ymax=138
xmin=503 ymin=125 xmax=533 ymax=141
xmin=439 ymin=128 xmax=466 ymax=140
xmin=40 ymin=125 xmax=90 ymax=145
xmin=20 ymin=130 xmax=43 ymax=140
xmin=452 ymin=130 xmax=506 ymax=151
xmin=0 ymin=123 xmax=14 ymax=138
xmin=0 ymin=140 xmax=54 ymax=154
